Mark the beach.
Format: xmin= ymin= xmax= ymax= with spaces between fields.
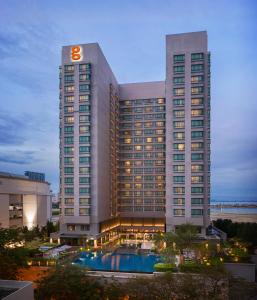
xmin=211 ymin=212 xmax=257 ymax=223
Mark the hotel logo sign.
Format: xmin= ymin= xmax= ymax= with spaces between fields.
xmin=71 ymin=45 xmax=83 ymax=62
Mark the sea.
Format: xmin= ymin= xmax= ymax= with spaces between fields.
xmin=210 ymin=200 xmax=257 ymax=215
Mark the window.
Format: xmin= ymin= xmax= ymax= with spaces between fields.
xmin=65 ymin=187 xmax=73 ymax=194
xmin=79 ymin=94 xmax=90 ymax=102
xmin=64 ymin=157 xmax=73 ymax=164
xmin=79 ymin=105 xmax=90 ymax=112
xmin=174 ymin=54 xmax=185 ymax=63
xmin=79 ymin=125 xmax=90 ymax=133
xmin=64 ymin=95 xmax=74 ymax=103
xmin=191 ymin=142 xmax=203 ymax=150
xmin=192 ymin=120 xmax=204 ymax=127
xmin=173 ymin=99 xmax=184 ymax=106
xmin=135 ymin=145 xmax=142 ymax=151
xmin=79 ymin=198 xmax=90 ymax=205
xmin=64 ymin=65 xmax=74 ymax=72
xmin=191 ymin=86 xmax=204 ymax=95
xmin=173 ymin=132 xmax=184 ymax=140
xmin=173 ymin=176 xmax=185 ymax=183
xmin=191 ymin=131 xmax=203 ymax=139
xmin=157 ymin=98 xmax=165 ymax=104
xmin=79 ymin=208 xmax=90 ymax=215
xmin=191 ymin=109 xmax=204 ymax=117
xmin=173 ymin=154 xmax=184 ymax=161
xmin=173 ymin=121 xmax=184 ymax=129
xmin=64 ymin=116 xmax=74 ymax=123
xmin=64 ymin=136 xmax=74 ymax=144
xmin=191 ymin=98 xmax=204 ymax=105
xmin=174 ymin=209 xmax=185 ymax=216
xmin=173 ymin=198 xmax=185 ymax=205
xmin=81 ymin=224 xmax=90 ymax=231
xmin=173 ymin=187 xmax=185 ymax=194
xmin=80 ymin=115 xmax=90 ymax=123
xmin=64 ymin=177 xmax=73 ymax=184
xmin=65 ymin=208 xmax=74 ymax=216
xmin=79 ymin=167 xmax=90 ymax=174
xmin=79 ymin=146 xmax=90 ymax=153
xmin=173 ymin=88 xmax=184 ymax=96
xmin=67 ymin=224 xmax=75 ymax=231
xmin=80 ymin=187 xmax=90 ymax=194
xmin=65 ymin=198 xmax=74 ymax=205
xmin=174 ymin=66 xmax=185 ymax=73
xmin=64 ymin=126 xmax=73 ymax=133
xmin=79 ymin=136 xmax=90 ymax=143
xmin=79 ymin=73 xmax=91 ymax=81
xmin=64 ymin=75 xmax=74 ymax=82
xmin=191 ymin=53 xmax=204 ymax=61
xmin=64 ymin=147 xmax=73 ymax=154
xmin=191 ymin=187 xmax=204 ymax=194
xmin=79 ymin=84 xmax=90 ymax=92
xmin=173 ymin=143 xmax=185 ymax=151
xmin=191 ymin=64 xmax=204 ymax=72
xmin=191 ymin=176 xmax=204 ymax=183
xmin=64 ymin=106 xmax=74 ymax=114
xmin=79 ymin=63 xmax=91 ymax=71
xmin=191 ymin=75 xmax=204 ymax=83
xmin=146 ymin=137 xmax=152 ymax=143
xmin=64 ymin=85 xmax=74 ymax=92
xmin=64 ymin=167 xmax=73 ymax=174
xmin=156 ymin=121 xmax=164 ymax=127
xmin=191 ymin=198 xmax=203 ymax=205
xmin=173 ymin=110 xmax=185 ymax=118
xmin=191 ymin=164 xmax=204 ymax=172
xmin=191 ymin=153 xmax=204 ymax=161
xmin=173 ymin=77 xmax=184 ymax=84
xmin=191 ymin=209 xmax=203 ymax=216
xmin=79 ymin=177 xmax=90 ymax=184
xmin=173 ymin=165 xmax=185 ymax=172
xmin=79 ymin=157 xmax=90 ymax=164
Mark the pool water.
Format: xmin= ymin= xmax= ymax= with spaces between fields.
xmin=74 ymin=251 xmax=161 ymax=273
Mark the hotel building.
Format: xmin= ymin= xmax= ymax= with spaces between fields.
xmin=59 ymin=31 xmax=211 ymax=245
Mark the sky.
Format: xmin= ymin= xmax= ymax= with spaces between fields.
xmin=0 ymin=0 xmax=256 ymax=202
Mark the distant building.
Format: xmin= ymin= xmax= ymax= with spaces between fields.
xmin=24 ymin=171 xmax=45 ymax=182
xmin=0 ymin=172 xmax=51 ymax=229
xmin=58 ymin=31 xmax=211 ymax=245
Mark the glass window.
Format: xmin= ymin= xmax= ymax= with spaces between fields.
xmin=67 ymin=224 xmax=75 ymax=231
xmin=173 ymin=143 xmax=185 ymax=151
xmin=79 ymin=177 xmax=90 ymax=184
xmin=64 ymin=126 xmax=73 ymax=133
xmin=191 ymin=86 xmax=204 ymax=94
xmin=173 ymin=165 xmax=185 ymax=172
xmin=191 ymin=164 xmax=204 ymax=172
xmin=65 ymin=208 xmax=74 ymax=216
xmin=173 ymin=121 xmax=184 ymax=129
xmin=81 ymin=224 xmax=90 ymax=231
xmin=79 ymin=167 xmax=90 ymax=174
xmin=79 ymin=73 xmax=91 ymax=81
xmin=79 ymin=94 xmax=90 ymax=102
xmin=79 ymin=187 xmax=90 ymax=194
xmin=191 ymin=98 xmax=204 ymax=105
xmin=173 ymin=132 xmax=184 ymax=140
xmin=79 ymin=105 xmax=90 ymax=112
xmin=64 ymin=147 xmax=74 ymax=154
xmin=65 ymin=198 xmax=74 ymax=205
xmin=64 ymin=75 xmax=74 ymax=82
xmin=191 ymin=53 xmax=204 ymax=61
xmin=64 ymin=116 xmax=74 ymax=123
xmin=79 ymin=63 xmax=91 ymax=71
xmin=79 ymin=198 xmax=90 ymax=205
xmin=191 ymin=153 xmax=204 ymax=161
xmin=79 ymin=208 xmax=90 ymax=215
xmin=173 ymin=176 xmax=185 ymax=183
xmin=173 ymin=110 xmax=185 ymax=118
xmin=64 ymin=157 xmax=73 ymax=164
xmin=79 ymin=125 xmax=90 ymax=133
xmin=191 ymin=176 xmax=204 ymax=183
xmin=191 ymin=209 xmax=203 ymax=216
xmin=173 ymin=77 xmax=184 ymax=84
xmin=64 ymin=177 xmax=73 ymax=184
xmin=79 ymin=115 xmax=90 ymax=123
xmin=79 ymin=84 xmax=90 ymax=92
xmin=64 ymin=167 xmax=73 ymax=174
xmin=191 ymin=142 xmax=204 ymax=150
xmin=174 ymin=66 xmax=185 ymax=73
xmin=64 ymin=136 xmax=74 ymax=144
xmin=65 ymin=187 xmax=73 ymax=194
xmin=64 ymin=65 xmax=74 ymax=72
xmin=191 ymin=131 xmax=203 ymax=139
xmin=79 ymin=156 xmax=90 ymax=164
xmin=191 ymin=75 xmax=204 ymax=83
xmin=173 ymin=88 xmax=184 ymax=96
xmin=191 ymin=187 xmax=204 ymax=194
xmin=191 ymin=120 xmax=204 ymax=127
xmin=191 ymin=198 xmax=203 ymax=205
xmin=64 ymin=96 xmax=74 ymax=103
xmin=173 ymin=99 xmax=184 ymax=106
xmin=64 ymin=85 xmax=74 ymax=92
xmin=79 ymin=146 xmax=90 ymax=153
xmin=79 ymin=136 xmax=90 ymax=143
xmin=174 ymin=54 xmax=185 ymax=63
xmin=191 ymin=64 xmax=204 ymax=72
xmin=191 ymin=109 xmax=204 ymax=117
xmin=173 ymin=198 xmax=185 ymax=205
xmin=173 ymin=154 xmax=185 ymax=161
xmin=174 ymin=209 xmax=185 ymax=216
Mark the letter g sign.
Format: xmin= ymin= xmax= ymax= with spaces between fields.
xmin=71 ymin=46 xmax=83 ymax=62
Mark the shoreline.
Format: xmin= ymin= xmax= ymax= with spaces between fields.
xmin=211 ymin=213 xmax=257 ymax=223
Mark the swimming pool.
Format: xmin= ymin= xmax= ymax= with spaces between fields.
xmin=74 ymin=251 xmax=161 ymax=273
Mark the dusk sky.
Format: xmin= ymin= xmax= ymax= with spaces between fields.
xmin=0 ymin=0 xmax=256 ymax=202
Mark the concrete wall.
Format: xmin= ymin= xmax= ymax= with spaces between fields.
xmin=0 ymin=176 xmax=51 ymax=229
xmin=119 ymin=81 xmax=165 ymax=99
xmin=224 ymin=263 xmax=256 ymax=282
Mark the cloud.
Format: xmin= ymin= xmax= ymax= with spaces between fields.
xmin=0 ymin=150 xmax=40 ymax=165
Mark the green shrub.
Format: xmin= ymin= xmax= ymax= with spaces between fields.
xmin=179 ymin=262 xmax=203 ymax=273
xmin=154 ymin=263 xmax=176 ymax=272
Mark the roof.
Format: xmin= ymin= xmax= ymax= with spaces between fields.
xmin=0 ymin=171 xmax=50 ymax=185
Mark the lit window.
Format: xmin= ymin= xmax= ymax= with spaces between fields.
xmin=64 ymin=85 xmax=74 ymax=92
xmin=191 ymin=75 xmax=204 ymax=83
xmin=135 ymin=145 xmax=142 ymax=151
xmin=125 ymin=138 xmax=132 ymax=144
xmin=174 ymin=209 xmax=185 ymax=216
xmin=64 ymin=65 xmax=74 ymax=72
xmin=80 ymin=198 xmax=90 ymax=205
xmin=173 ymin=198 xmax=185 ymax=205
xmin=65 ymin=198 xmax=74 ymax=205
xmin=191 ymin=98 xmax=203 ymax=105
xmin=173 ymin=121 xmax=184 ymax=129
xmin=191 ymin=142 xmax=203 ymax=150
xmin=79 ymin=94 xmax=90 ymax=102
xmin=79 ymin=167 xmax=90 ymax=174
xmin=79 ymin=125 xmax=90 ymax=134
xmin=191 ymin=164 xmax=204 ymax=172
xmin=173 ymin=187 xmax=185 ymax=194
xmin=191 ymin=109 xmax=204 ymax=117
xmin=173 ymin=132 xmax=184 ymax=140
xmin=79 ymin=63 xmax=91 ymax=71
xmin=191 ymin=176 xmax=204 ymax=183
xmin=191 ymin=86 xmax=204 ymax=94
xmin=157 ymin=98 xmax=165 ymax=104
xmin=145 ymin=145 xmax=153 ymax=151
xmin=173 ymin=88 xmax=185 ymax=96
xmin=146 ymin=137 xmax=152 ymax=143
xmin=173 ymin=143 xmax=185 ymax=151
xmin=67 ymin=224 xmax=75 ymax=231
xmin=64 ymin=96 xmax=74 ymax=103
xmin=65 ymin=208 xmax=74 ymax=216
xmin=79 ymin=208 xmax=90 ymax=215
xmin=64 ymin=116 xmax=74 ymax=123
xmin=173 ymin=165 xmax=185 ymax=172
xmin=173 ymin=110 xmax=185 ymax=118
xmin=157 ymin=137 xmax=164 ymax=142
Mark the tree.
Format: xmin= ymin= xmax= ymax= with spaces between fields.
xmin=35 ymin=264 xmax=104 ymax=300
